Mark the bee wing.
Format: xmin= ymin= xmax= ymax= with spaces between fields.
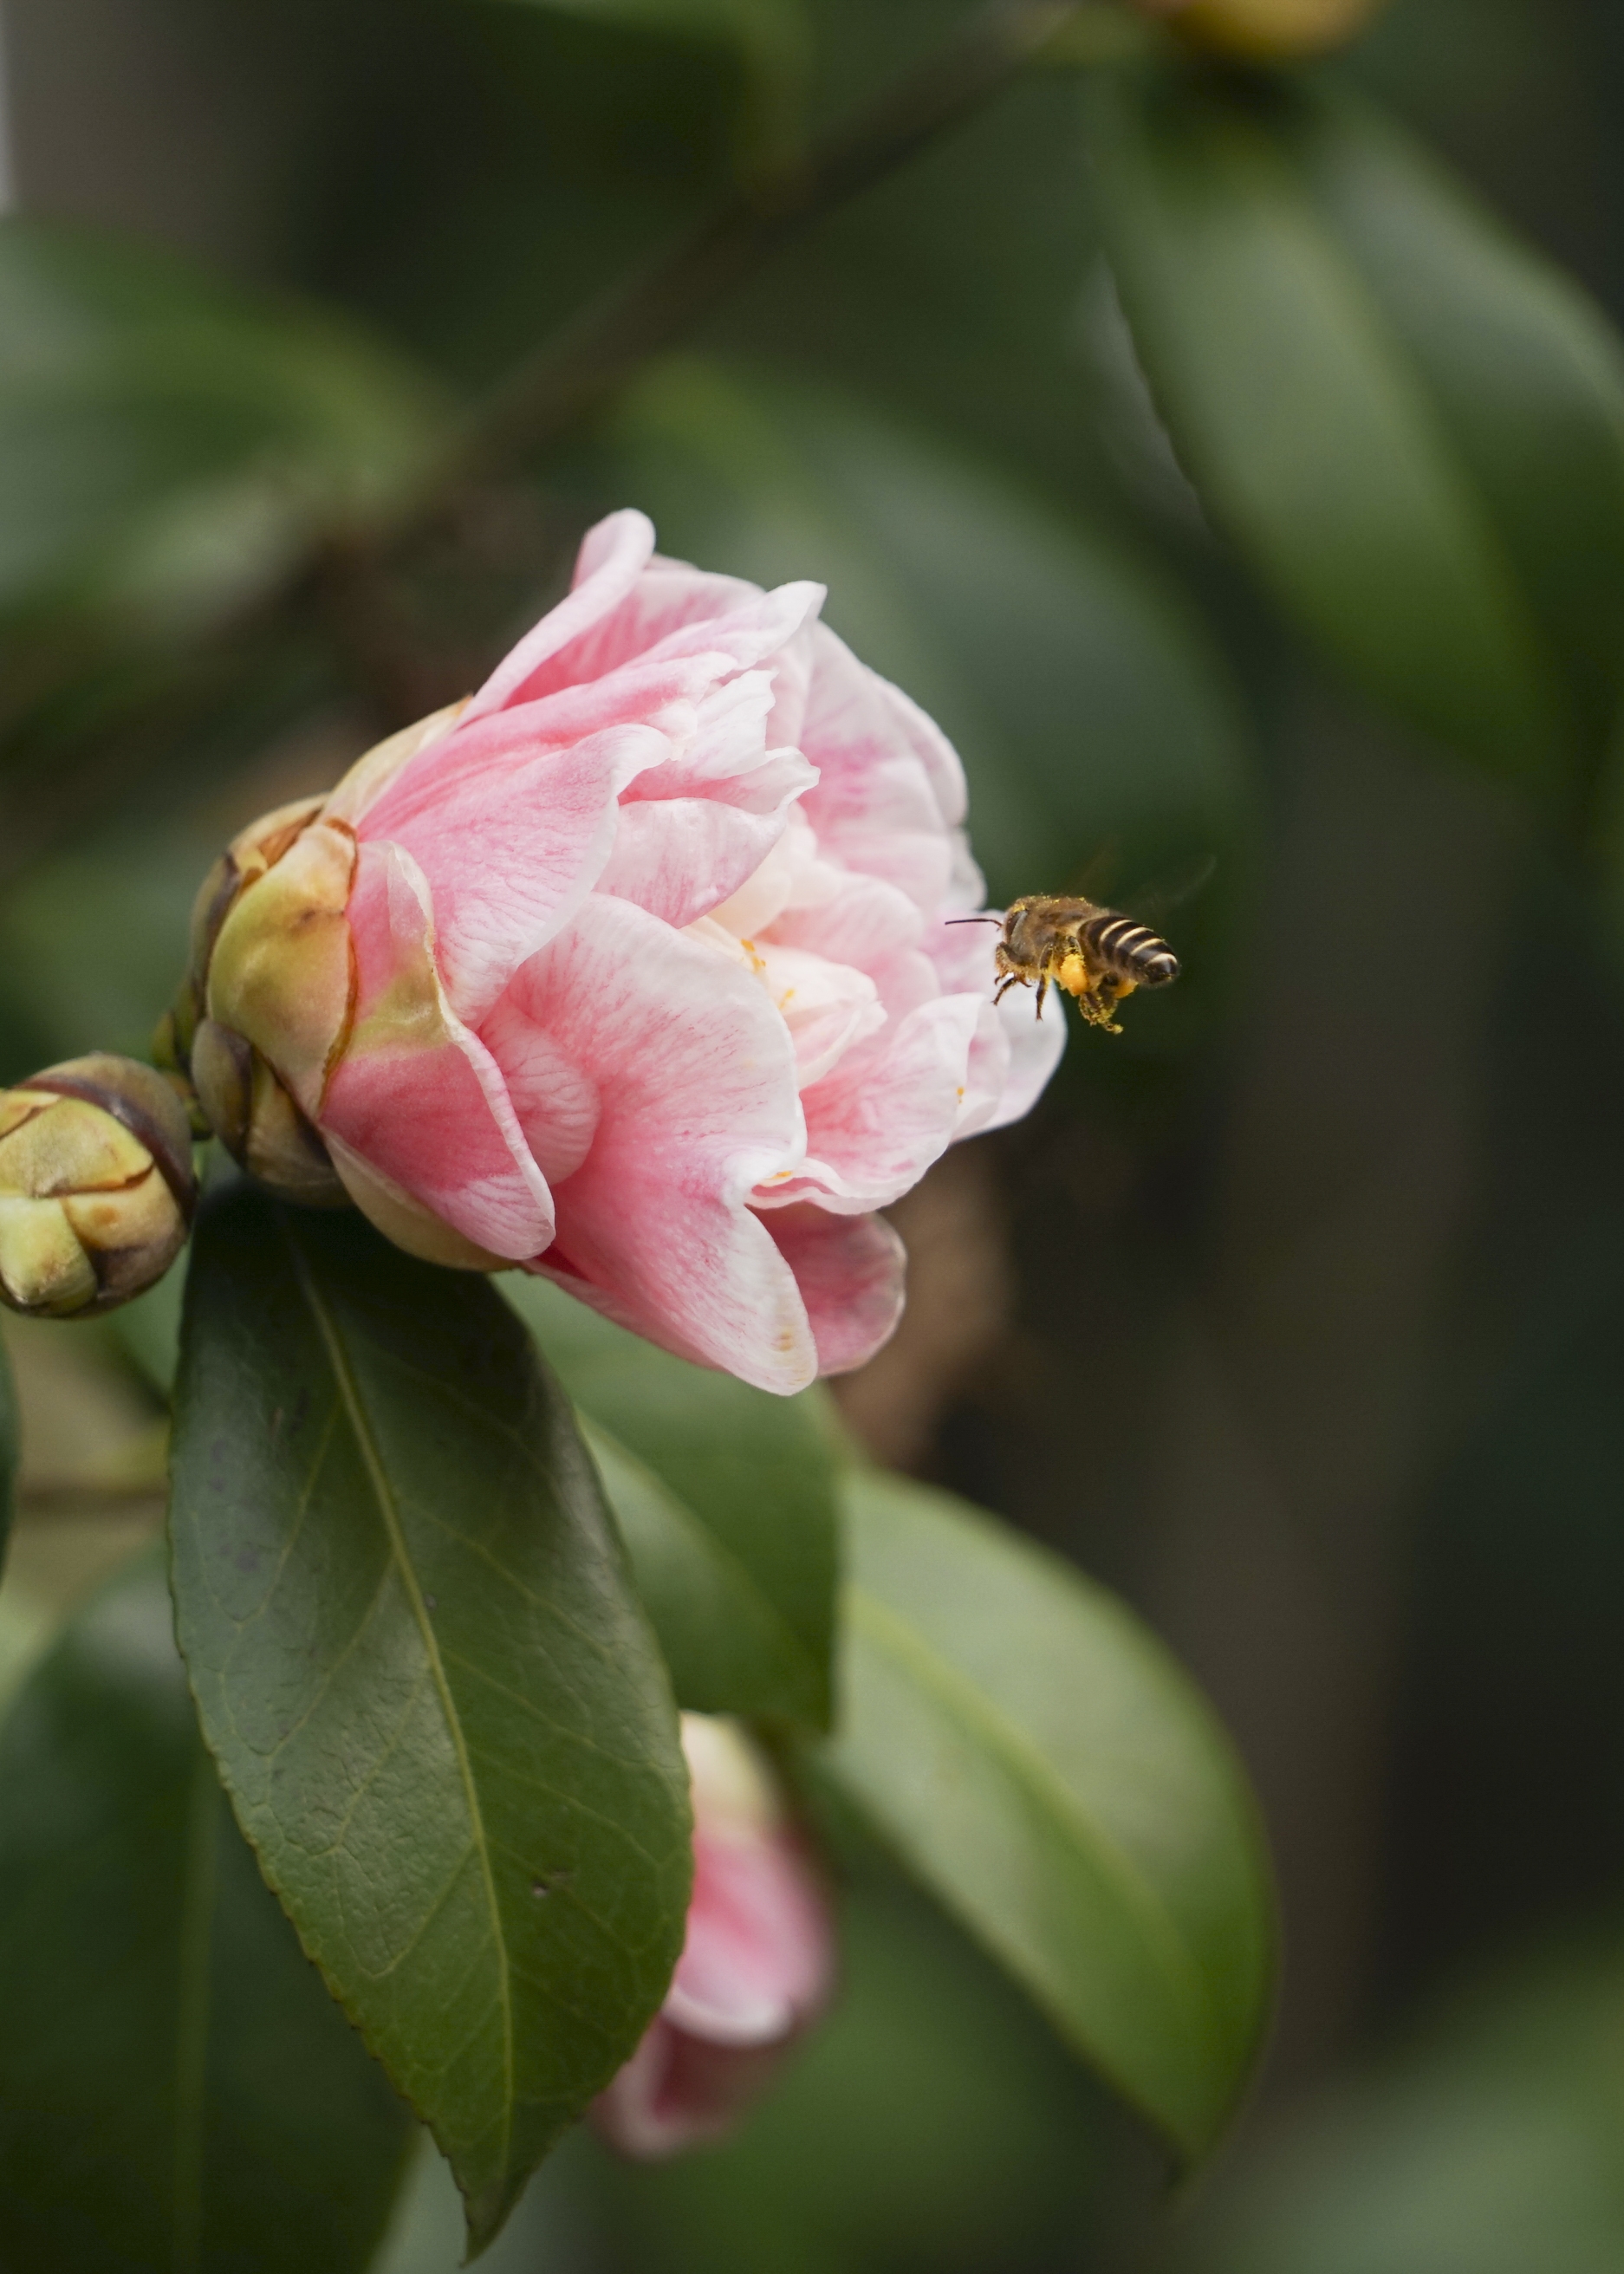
xmin=1123 ymin=853 xmax=1218 ymax=926
xmin=1058 ymin=838 xmax=1123 ymax=903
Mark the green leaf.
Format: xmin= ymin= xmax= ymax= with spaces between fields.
xmin=821 ymin=1470 xmax=1275 ymax=2163
xmin=1090 ymin=69 xmax=1567 ymax=787
xmin=0 ymin=1330 xmax=16 ymax=1576
xmin=1301 ymin=93 xmax=1624 ymax=753
xmin=503 ymin=1274 xmax=838 ymax=1728
xmin=169 ymin=1187 xmax=692 ymax=2256
xmin=0 ymin=1549 xmax=413 ymax=2274
xmin=0 ymin=217 xmax=442 ymax=634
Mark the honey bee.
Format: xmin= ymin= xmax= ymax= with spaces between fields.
xmin=950 ymin=895 xmax=1180 ymax=1033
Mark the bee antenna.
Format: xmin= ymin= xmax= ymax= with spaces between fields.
xmin=945 ymin=915 xmax=1004 ymax=926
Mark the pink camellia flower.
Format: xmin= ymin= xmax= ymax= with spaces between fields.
xmin=176 ymin=509 xmax=1062 ymax=1392
xmin=592 ymin=1712 xmax=835 ymax=2159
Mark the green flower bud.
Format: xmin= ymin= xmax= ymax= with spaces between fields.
xmin=160 ymin=796 xmax=350 ymax=1209
xmin=189 ymin=1017 xmax=347 ymax=1207
xmin=0 ymin=1055 xmax=198 ymax=1319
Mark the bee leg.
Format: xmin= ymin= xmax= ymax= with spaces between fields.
xmin=993 ymin=975 xmax=1020 ymax=1006
xmin=1035 ymin=974 xmax=1049 ymax=1021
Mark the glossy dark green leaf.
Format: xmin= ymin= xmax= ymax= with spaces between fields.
xmin=0 ymin=1549 xmax=413 ymax=2274
xmin=0 ymin=1330 xmax=16 ymax=1575
xmin=0 ymin=217 xmax=441 ymax=633
xmin=169 ymin=1187 xmax=692 ymax=2257
xmin=503 ymin=1274 xmax=838 ymax=1728
xmin=1301 ymin=93 xmax=1624 ymax=752
xmin=1090 ymin=70 xmax=1566 ymax=786
xmin=821 ymin=1470 xmax=1275 ymax=2163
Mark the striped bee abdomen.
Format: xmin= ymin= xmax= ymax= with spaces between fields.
xmin=1079 ymin=912 xmax=1180 ymax=989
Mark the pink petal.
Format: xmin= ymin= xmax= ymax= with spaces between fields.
xmin=318 ymin=841 xmax=553 ymax=1261
xmin=768 ymin=873 xmax=926 ymax=974
xmin=487 ymin=896 xmax=821 ymax=1392
xmin=762 ymin=1205 xmax=906 ymax=1377
xmin=595 ymin=750 xmax=814 ymax=927
xmin=802 ymin=748 xmax=958 ymax=913
xmin=359 ymin=720 xmax=669 ymax=1026
xmin=757 ymin=995 xmax=983 ymax=1215
xmin=668 ymin=1835 xmax=833 ymax=2048
xmin=461 ymin=507 xmax=656 ymax=722
xmin=538 ymin=565 xmax=822 ymax=706
xmin=475 ymin=520 xmax=822 ymax=718
xmin=802 ymin=621 xmax=968 ymax=829
xmin=747 ymin=941 xmax=886 ymax=1088
xmin=590 ymin=2020 xmax=793 ymax=2161
xmin=960 ymin=987 xmax=1068 ymax=1137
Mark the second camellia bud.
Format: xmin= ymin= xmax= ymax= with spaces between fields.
xmin=0 ymin=1056 xmax=198 ymax=1319
xmin=592 ymin=1713 xmax=835 ymax=2158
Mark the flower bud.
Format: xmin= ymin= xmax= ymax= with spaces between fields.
xmin=1136 ymin=0 xmax=1389 ymax=56
xmin=592 ymin=1713 xmax=835 ymax=2159
xmin=0 ymin=1055 xmax=197 ymax=1319
xmin=161 ymin=795 xmax=350 ymax=1209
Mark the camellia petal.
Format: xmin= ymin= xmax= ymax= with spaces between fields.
xmin=487 ymin=895 xmax=825 ymax=1392
xmin=761 ymin=1205 xmax=906 ymax=1377
xmin=592 ymin=1713 xmax=835 ymax=2160
xmin=319 ymin=841 xmax=555 ymax=1263
xmin=757 ymin=993 xmax=984 ymax=1213
xmin=459 ymin=505 xmax=658 ymax=721
xmin=360 ymin=719 xmax=670 ymax=1025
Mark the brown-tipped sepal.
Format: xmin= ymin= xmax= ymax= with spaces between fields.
xmin=0 ymin=1055 xmax=198 ymax=1319
xmin=189 ymin=1018 xmax=348 ymax=1208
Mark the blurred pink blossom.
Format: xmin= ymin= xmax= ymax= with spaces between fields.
xmin=592 ymin=1712 xmax=836 ymax=2160
xmin=205 ymin=510 xmax=1062 ymax=1390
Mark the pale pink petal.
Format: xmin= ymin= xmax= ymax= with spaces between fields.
xmin=802 ymin=750 xmax=957 ymax=913
xmin=487 ymin=896 xmax=821 ymax=1392
xmin=709 ymin=810 xmax=843 ymax=939
xmin=757 ymin=995 xmax=983 ymax=1214
xmin=633 ymin=578 xmax=824 ymax=681
xmin=461 ymin=507 xmax=655 ymax=722
xmin=592 ymin=1712 xmax=834 ymax=2160
xmin=802 ymin=620 xmax=968 ymax=828
xmin=620 ymin=671 xmax=777 ymax=796
xmin=765 ymin=875 xmax=944 ymax=1023
xmin=667 ymin=1838 xmax=832 ymax=2045
xmin=749 ymin=941 xmax=887 ymax=1088
xmin=471 ymin=1001 xmax=600 ymax=1188
xmin=596 ymin=778 xmax=810 ymax=932
xmin=318 ymin=842 xmax=553 ymax=1261
xmin=762 ymin=1206 xmax=906 ymax=1376
xmin=361 ymin=721 xmax=669 ymax=1026
xmin=489 ymin=543 xmax=822 ymax=714
xmin=962 ymin=986 xmax=1068 ymax=1136
xmin=462 ymin=652 xmax=714 ymax=752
